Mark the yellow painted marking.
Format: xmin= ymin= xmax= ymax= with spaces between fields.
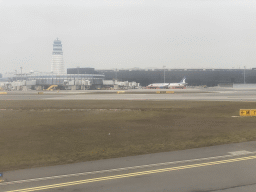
xmin=6 ymin=155 xmax=256 ymax=192
xmin=0 ymin=92 xmax=7 ymax=95
xmin=117 ymin=91 xmax=125 ymax=94
xmin=250 ymin=110 xmax=256 ymax=116
xmin=37 ymin=92 xmax=44 ymax=95
xmin=240 ymin=109 xmax=251 ymax=116
xmin=239 ymin=109 xmax=256 ymax=116
xmin=156 ymin=91 xmax=174 ymax=94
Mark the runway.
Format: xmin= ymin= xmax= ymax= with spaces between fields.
xmin=2 ymin=141 xmax=256 ymax=192
xmin=1 ymin=88 xmax=256 ymax=101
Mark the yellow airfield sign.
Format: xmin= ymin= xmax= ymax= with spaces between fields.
xmin=240 ymin=109 xmax=251 ymax=116
xmin=240 ymin=109 xmax=256 ymax=116
xmin=250 ymin=110 xmax=256 ymax=116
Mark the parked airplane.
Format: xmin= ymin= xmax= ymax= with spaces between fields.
xmin=147 ymin=77 xmax=187 ymax=89
xmin=168 ymin=77 xmax=187 ymax=89
xmin=146 ymin=83 xmax=169 ymax=89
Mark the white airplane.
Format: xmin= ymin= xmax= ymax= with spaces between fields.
xmin=146 ymin=83 xmax=169 ymax=89
xmin=147 ymin=77 xmax=187 ymax=89
xmin=168 ymin=77 xmax=187 ymax=89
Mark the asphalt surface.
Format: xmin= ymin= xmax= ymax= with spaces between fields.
xmin=1 ymin=87 xmax=256 ymax=101
xmin=1 ymin=141 xmax=256 ymax=192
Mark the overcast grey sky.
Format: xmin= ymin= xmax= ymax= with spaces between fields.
xmin=0 ymin=0 xmax=255 ymax=74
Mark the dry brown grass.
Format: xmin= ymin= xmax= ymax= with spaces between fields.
xmin=1 ymin=100 xmax=256 ymax=171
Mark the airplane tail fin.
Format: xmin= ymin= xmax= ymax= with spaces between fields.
xmin=180 ymin=77 xmax=186 ymax=84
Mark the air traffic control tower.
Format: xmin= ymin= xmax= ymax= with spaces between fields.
xmin=51 ymin=38 xmax=65 ymax=74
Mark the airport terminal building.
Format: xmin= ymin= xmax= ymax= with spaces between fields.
xmin=98 ymin=68 xmax=256 ymax=87
xmin=1 ymin=69 xmax=105 ymax=91
xmin=2 ymin=68 xmax=256 ymax=90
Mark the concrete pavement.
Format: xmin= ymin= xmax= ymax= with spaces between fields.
xmin=1 ymin=88 xmax=256 ymax=101
xmin=0 ymin=88 xmax=256 ymax=101
xmin=1 ymin=141 xmax=256 ymax=191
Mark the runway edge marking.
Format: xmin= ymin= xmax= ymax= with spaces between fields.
xmin=1 ymin=150 xmax=255 ymax=186
xmin=5 ymin=155 xmax=256 ymax=192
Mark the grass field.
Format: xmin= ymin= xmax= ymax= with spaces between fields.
xmin=1 ymin=100 xmax=256 ymax=171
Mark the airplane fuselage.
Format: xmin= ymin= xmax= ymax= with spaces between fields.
xmin=146 ymin=83 xmax=169 ymax=89
xmin=146 ymin=77 xmax=187 ymax=89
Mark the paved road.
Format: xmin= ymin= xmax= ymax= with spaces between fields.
xmin=1 ymin=88 xmax=256 ymax=101
xmin=1 ymin=141 xmax=256 ymax=192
